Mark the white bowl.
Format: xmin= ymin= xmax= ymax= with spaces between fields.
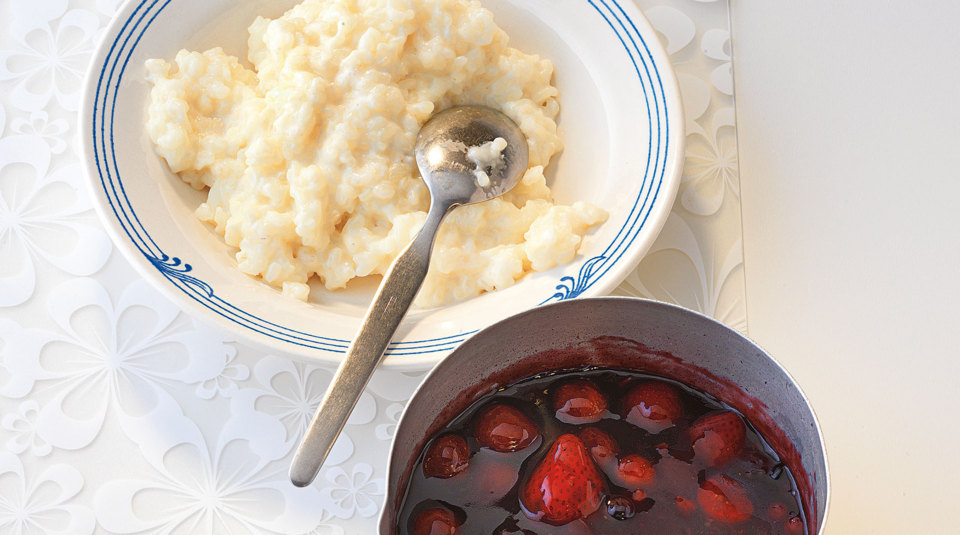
xmin=80 ymin=0 xmax=684 ymax=369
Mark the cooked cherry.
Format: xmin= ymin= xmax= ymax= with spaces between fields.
xmin=623 ymin=380 xmax=683 ymax=433
xmin=413 ymin=507 xmax=459 ymax=535
xmin=685 ymin=410 xmax=746 ymax=466
xmin=578 ymin=426 xmax=619 ymax=463
xmin=422 ymin=434 xmax=470 ymax=479
xmin=474 ymin=404 xmax=539 ymax=452
xmin=786 ymin=515 xmax=805 ymax=534
xmin=552 ymin=380 xmax=607 ymax=423
xmin=616 ymin=454 xmax=655 ymax=489
xmin=697 ymin=474 xmax=754 ymax=524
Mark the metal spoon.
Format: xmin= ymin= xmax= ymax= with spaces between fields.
xmin=289 ymin=105 xmax=528 ymax=487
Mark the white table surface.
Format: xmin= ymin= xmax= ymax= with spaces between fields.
xmin=732 ymin=2 xmax=960 ymax=533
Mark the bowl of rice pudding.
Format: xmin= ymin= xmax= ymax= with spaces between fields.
xmin=80 ymin=0 xmax=684 ymax=368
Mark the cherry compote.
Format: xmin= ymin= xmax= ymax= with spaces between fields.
xmin=396 ymin=368 xmax=807 ymax=535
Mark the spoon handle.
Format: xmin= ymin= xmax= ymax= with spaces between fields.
xmin=289 ymin=201 xmax=451 ymax=487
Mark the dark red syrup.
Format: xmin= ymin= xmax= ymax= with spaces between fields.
xmin=396 ymin=368 xmax=807 ymax=535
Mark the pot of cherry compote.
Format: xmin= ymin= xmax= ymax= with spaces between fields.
xmin=379 ymin=298 xmax=829 ymax=535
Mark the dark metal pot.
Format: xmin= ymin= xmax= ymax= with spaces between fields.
xmin=379 ymin=297 xmax=829 ymax=534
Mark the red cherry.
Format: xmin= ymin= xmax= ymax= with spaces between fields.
xmin=552 ymin=380 xmax=608 ymax=424
xmin=422 ymin=434 xmax=470 ymax=479
xmin=622 ymin=381 xmax=683 ymax=433
xmin=616 ymin=454 xmax=655 ymax=489
xmin=474 ymin=404 xmax=539 ymax=452
xmin=786 ymin=514 xmax=805 ymax=534
xmin=413 ymin=507 xmax=459 ymax=535
xmin=696 ymin=474 xmax=754 ymax=524
xmin=577 ymin=427 xmax=620 ymax=463
xmin=685 ymin=410 xmax=747 ymax=466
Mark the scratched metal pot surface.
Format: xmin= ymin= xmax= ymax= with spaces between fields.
xmin=379 ymin=297 xmax=829 ymax=534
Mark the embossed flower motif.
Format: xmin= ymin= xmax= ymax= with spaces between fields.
xmin=681 ymin=107 xmax=739 ymax=216
xmin=366 ymin=368 xmax=428 ymax=402
xmin=375 ymin=402 xmax=405 ymax=441
xmin=96 ymin=439 xmax=324 ymax=533
xmin=195 ymin=344 xmax=246 ymax=399
xmin=10 ymin=111 xmax=69 ymax=153
xmin=2 ymin=400 xmax=52 ymax=457
xmin=645 ymin=6 xmax=695 ymax=56
xmin=616 ymin=213 xmax=746 ymax=332
xmin=0 ymin=141 xmax=111 ymax=307
xmin=0 ymin=452 xmax=96 ymax=534
xmin=307 ymin=521 xmax=347 ymax=535
xmin=253 ymin=360 xmax=335 ymax=438
xmin=0 ymin=9 xmax=100 ymax=111
xmin=0 ymin=319 xmax=52 ymax=399
xmin=702 ymin=28 xmax=733 ymax=96
xmin=226 ymin=355 xmax=375 ymax=463
xmin=319 ymin=464 xmax=386 ymax=519
xmin=96 ymin=0 xmax=126 ymax=17
xmin=8 ymin=278 xmax=232 ymax=451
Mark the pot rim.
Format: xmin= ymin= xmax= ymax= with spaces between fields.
xmin=378 ymin=296 xmax=831 ymax=534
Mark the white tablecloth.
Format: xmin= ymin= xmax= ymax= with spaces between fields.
xmin=0 ymin=0 xmax=742 ymax=532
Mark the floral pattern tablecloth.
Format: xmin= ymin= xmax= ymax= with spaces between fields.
xmin=0 ymin=0 xmax=742 ymax=532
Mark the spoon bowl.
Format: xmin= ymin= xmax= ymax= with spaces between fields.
xmin=289 ymin=106 xmax=528 ymax=487
xmin=416 ymin=105 xmax=529 ymax=206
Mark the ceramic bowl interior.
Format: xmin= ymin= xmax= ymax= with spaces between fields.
xmin=80 ymin=0 xmax=684 ymax=367
xmin=380 ymin=297 xmax=829 ymax=534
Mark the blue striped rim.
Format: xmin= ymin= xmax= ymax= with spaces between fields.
xmin=91 ymin=0 xmax=671 ymax=356
xmin=580 ymin=0 xmax=669 ymax=287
